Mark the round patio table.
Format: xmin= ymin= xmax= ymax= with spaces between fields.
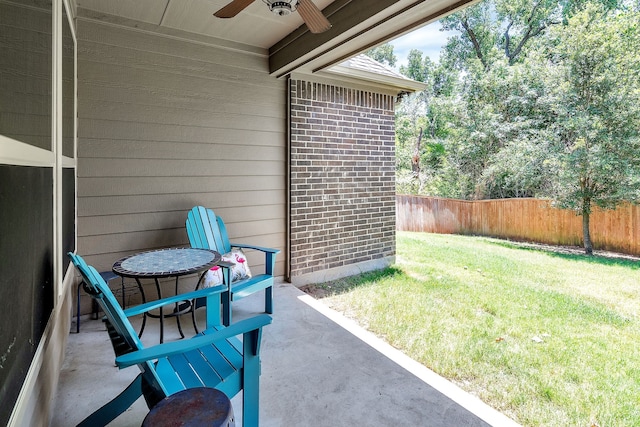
xmin=113 ymin=247 xmax=221 ymax=343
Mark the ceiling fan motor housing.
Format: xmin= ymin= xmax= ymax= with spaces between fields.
xmin=268 ymin=0 xmax=295 ymax=16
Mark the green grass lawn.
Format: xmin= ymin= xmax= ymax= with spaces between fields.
xmin=309 ymin=232 xmax=640 ymax=427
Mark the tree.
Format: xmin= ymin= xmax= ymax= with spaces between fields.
xmin=543 ymin=3 xmax=640 ymax=254
xmin=395 ymin=93 xmax=429 ymax=194
xmin=440 ymin=1 xmax=498 ymax=71
xmin=364 ymin=43 xmax=397 ymax=68
xmin=433 ymin=0 xmax=566 ymax=200
xmin=494 ymin=0 xmax=564 ymax=65
xmin=399 ymin=49 xmax=434 ymax=82
xmin=396 ymin=50 xmax=460 ymax=196
xmin=440 ymin=0 xmax=619 ymax=71
xmin=394 ymin=0 xmax=639 ymax=219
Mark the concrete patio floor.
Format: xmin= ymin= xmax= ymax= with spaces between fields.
xmin=52 ymin=282 xmax=521 ymax=427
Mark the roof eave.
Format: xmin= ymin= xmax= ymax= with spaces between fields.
xmin=324 ymin=64 xmax=427 ymax=93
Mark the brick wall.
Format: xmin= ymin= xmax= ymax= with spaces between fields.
xmin=289 ymin=79 xmax=396 ymax=284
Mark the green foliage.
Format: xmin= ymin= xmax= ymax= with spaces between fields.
xmin=544 ymin=4 xmax=640 ymax=215
xmin=481 ymin=137 xmax=555 ymax=198
xmin=455 ymin=58 xmax=558 ymax=199
xmin=439 ymin=0 xmax=619 ymax=69
xmin=494 ymin=0 xmax=564 ymax=64
xmin=364 ymin=43 xmax=398 ymax=68
xmin=394 ymin=0 xmax=640 ymax=218
xmin=399 ymin=49 xmax=434 ymax=82
xmin=440 ymin=1 xmax=499 ymax=70
xmin=395 ymin=65 xmax=461 ymax=195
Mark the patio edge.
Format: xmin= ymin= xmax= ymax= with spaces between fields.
xmin=297 ymin=293 xmax=523 ymax=427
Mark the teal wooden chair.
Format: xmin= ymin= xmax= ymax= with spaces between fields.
xmin=186 ymin=206 xmax=280 ymax=326
xmin=68 ymin=252 xmax=271 ymax=427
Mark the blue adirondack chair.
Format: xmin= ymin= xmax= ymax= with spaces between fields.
xmin=68 ymin=252 xmax=271 ymax=427
xmin=186 ymin=206 xmax=280 ymax=326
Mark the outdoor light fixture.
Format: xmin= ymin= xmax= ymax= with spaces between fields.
xmin=263 ymin=0 xmax=295 ymax=16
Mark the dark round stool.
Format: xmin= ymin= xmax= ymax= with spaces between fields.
xmin=142 ymin=387 xmax=235 ymax=427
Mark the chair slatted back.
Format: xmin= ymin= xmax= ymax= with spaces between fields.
xmin=68 ymin=252 xmax=272 ymax=426
xmin=68 ymin=253 xmax=169 ymax=399
xmin=186 ymin=206 xmax=232 ymax=255
xmin=70 ymin=253 xmax=143 ymax=351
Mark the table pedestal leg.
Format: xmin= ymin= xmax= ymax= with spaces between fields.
xmin=153 ymin=278 xmax=165 ymax=343
xmin=173 ymin=276 xmax=186 ymax=340
xmin=136 ymin=277 xmax=190 ymax=344
xmin=134 ymin=278 xmax=147 ymax=339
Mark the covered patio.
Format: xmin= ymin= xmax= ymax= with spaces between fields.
xmin=1 ymin=0 xmax=504 ymax=425
xmin=53 ymin=282 xmax=518 ymax=426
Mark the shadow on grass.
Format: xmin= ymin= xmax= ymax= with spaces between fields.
xmin=300 ymin=266 xmax=405 ymax=299
xmin=489 ymin=239 xmax=640 ymax=270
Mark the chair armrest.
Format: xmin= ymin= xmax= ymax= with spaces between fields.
xmin=122 ymin=284 xmax=227 ymax=317
xmin=230 ymin=243 xmax=281 ymax=254
xmin=115 ymin=314 xmax=272 ymax=368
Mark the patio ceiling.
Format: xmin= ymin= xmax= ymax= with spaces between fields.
xmin=75 ymin=0 xmax=478 ymax=76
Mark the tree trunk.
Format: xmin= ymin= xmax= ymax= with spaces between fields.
xmin=411 ymin=128 xmax=424 ymax=193
xmin=582 ymin=199 xmax=593 ymax=255
xmin=411 ymin=128 xmax=423 ymax=175
xmin=462 ymin=18 xmax=488 ymax=70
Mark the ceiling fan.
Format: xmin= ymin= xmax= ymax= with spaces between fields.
xmin=214 ymin=0 xmax=332 ymax=34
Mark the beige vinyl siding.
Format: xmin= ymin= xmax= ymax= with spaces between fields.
xmin=0 ymin=1 xmax=52 ymax=150
xmin=76 ymin=19 xmax=286 ymax=285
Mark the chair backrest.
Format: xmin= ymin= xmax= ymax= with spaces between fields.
xmin=68 ymin=253 xmax=145 ymax=353
xmin=186 ymin=206 xmax=232 ymax=254
xmin=69 ymin=253 xmax=172 ymax=406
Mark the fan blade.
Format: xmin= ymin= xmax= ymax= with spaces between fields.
xmin=297 ymin=0 xmax=331 ymax=33
xmin=214 ymin=0 xmax=256 ymax=18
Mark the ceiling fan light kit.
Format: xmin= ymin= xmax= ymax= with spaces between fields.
xmin=264 ymin=0 xmax=295 ymax=16
xmin=214 ymin=0 xmax=331 ymax=33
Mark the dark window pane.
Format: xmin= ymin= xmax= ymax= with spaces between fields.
xmin=0 ymin=165 xmax=54 ymax=426
xmin=62 ymin=167 xmax=76 ymax=272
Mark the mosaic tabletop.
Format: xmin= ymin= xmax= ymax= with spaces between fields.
xmin=113 ymin=248 xmax=221 ymax=278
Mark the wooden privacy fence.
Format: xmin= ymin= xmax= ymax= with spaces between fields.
xmin=396 ymin=195 xmax=640 ymax=256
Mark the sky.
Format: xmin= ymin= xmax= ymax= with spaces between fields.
xmin=389 ymin=21 xmax=458 ymax=70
